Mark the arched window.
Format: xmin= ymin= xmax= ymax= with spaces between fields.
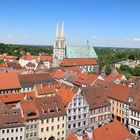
xmin=130 ymin=128 xmax=136 ymax=134
xmin=48 ymin=136 xmax=55 ymax=140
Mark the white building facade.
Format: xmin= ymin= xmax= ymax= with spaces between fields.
xmin=66 ymin=89 xmax=89 ymax=135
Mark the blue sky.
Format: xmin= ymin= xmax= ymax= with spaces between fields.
xmin=0 ymin=0 xmax=140 ymax=47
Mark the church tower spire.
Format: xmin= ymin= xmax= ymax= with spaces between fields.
xmin=61 ymin=21 xmax=64 ymax=38
xmin=56 ymin=22 xmax=59 ymax=38
xmin=53 ymin=21 xmax=66 ymax=67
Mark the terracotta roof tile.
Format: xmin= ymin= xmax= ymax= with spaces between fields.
xmin=82 ymin=87 xmax=110 ymax=110
xmin=104 ymin=72 xmax=125 ymax=82
xmin=0 ymin=71 xmax=21 ymax=90
xmin=107 ymin=84 xmax=131 ymax=103
xmin=73 ymin=73 xmax=99 ymax=86
xmin=66 ymin=132 xmax=78 ymax=140
xmin=92 ymin=120 xmax=134 ymax=140
xmin=21 ymin=100 xmax=39 ymax=120
xmin=0 ymin=108 xmax=24 ymax=128
xmin=35 ymin=95 xmax=66 ymax=118
xmin=60 ymin=58 xmax=98 ymax=66
xmin=0 ymin=54 xmax=17 ymax=59
xmin=0 ymin=91 xmax=35 ymax=103
xmin=57 ymin=86 xmax=75 ymax=108
xmin=20 ymin=55 xmax=53 ymax=62
xmin=53 ymin=69 xmax=65 ymax=79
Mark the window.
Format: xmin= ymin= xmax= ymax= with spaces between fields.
xmin=51 ymin=126 xmax=54 ymax=130
xmin=73 ymin=123 xmax=76 ymax=128
xmin=30 ymin=133 xmax=33 ymax=137
xmin=20 ymin=128 xmax=23 ymax=131
xmin=41 ymin=128 xmax=44 ymax=132
xmin=58 ymin=132 xmax=60 ymax=135
xmin=68 ymin=124 xmax=71 ymax=129
xmin=62 ymin=131 xmax=64 ymax=134
xmin=62 ymin=124 xmax=64 ymax=128
xmin=11 ymin=138 xmax=14 ymax=140
xmin=2 ymin=130 xmax=4 ymax=133
xmin=16 ymin=128 xmax=18 ymax=132
xmin=83 ymin=121 xmax=86 ymax=125
xmin=16 ymin=137 xmax=18 ymax=140
xmin=20 ymin=136 xmax=22 ymax=140
xmin=68 ymin=117 xmax=71 ymax=121
xmin=84 ymin=114 xmax=86 ymax=118
xmin=57 ymin=125 xmax=60 ymax=129
xmin=34 ymin=132 xmax=37 ymax=136
xmin=26 ymin=133 xmax=29 ymax=138
xmin=52 ymin=118 xmax=54 ymax=122
xmin=7 ymin=129 xmax=9 ymax=133
xmin=46 ymin=119 xmax=49 ymax=123
xmin=78 ymin=122 xmax=81 ymax=126
xmin=46 ymin=127 xmax=49 ymax=131
xmin=73 ymin=116 xmax=76 ymax=120
xmin=58 ymin=117 xmax=60 ymax=121
xmin=62 ymin=116 xmax=64 ymax=120
xmin=41 ymin=120 xmax=44 ymax=124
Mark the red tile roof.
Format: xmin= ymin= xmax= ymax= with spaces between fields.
xmin=35 ymin=95 xmax=66 ymax=118
xmin=104 ymin=72 xmax=125 ymax=82
xmin=107 ymin=84 xmax=131 ymax=103
xmin=0 ymin=71 xmax=21 ymax=90
xmin=92 ymin=120 xmax=134 ymax=140
xmin=57 ymin=86 xmax=75 ymax=108
xmin=0 ymin=54 xmax=17 ymax=59
xmin=65 ymin=67 xmax=82 ymax=74
xmin=73 ymin=73 xmax=99 ymax=86
xmin=82 ymin=87 xmax=110 ymax=110
xmin=60 ymin=58 xmax=98 ymax=66
xmin=0 ymin=108 xmax=24 ymax=128
xmin=34 ymin=83 xmax=57 ymax=96
xmin=0 ymin=91 xmax=35 ymax=103
xmin=0 ymin=62 xmax=8 ymax=68
xmin=20 ymin=100 xmax=39 ymax=120
xmin=20 ymin=55 xmax=53 ymax=62
xmin=66 ymin=132 xmax=78 ymax=140
xmin=53 ymin=69 xmax=65 ymax=79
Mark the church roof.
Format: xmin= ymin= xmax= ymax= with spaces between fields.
xmin=66 ymin=45 xmax=98 ymax=59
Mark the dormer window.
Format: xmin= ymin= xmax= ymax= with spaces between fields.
xmin=50 ymin=109 xmax=55 ymax=113
xmin=3 ymin=112 xmax=8 ymax=115
xmin=13 ymin=112 xmax=18 ymax=115
xmin=27 ymin=110 xmax=36 ymax=116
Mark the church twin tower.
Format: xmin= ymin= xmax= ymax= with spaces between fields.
xmin=53 ymin=21 xmax=66 ymax=67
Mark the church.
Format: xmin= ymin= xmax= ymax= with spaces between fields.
xmin=53 ymin=21 xmax=99 ymax=73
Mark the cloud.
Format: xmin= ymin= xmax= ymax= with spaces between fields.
xmin=133 ymin=38 xmax=140 ymax=41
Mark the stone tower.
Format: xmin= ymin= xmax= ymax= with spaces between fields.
xmin=53 ymin=21 xmax=66 ymax=67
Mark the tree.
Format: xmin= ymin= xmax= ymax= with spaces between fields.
xmin=134 ymin=66 xmax=140 ymax=76
xmin=0 ymin=59 xmax=4 ymax=64
xmin=119 ymin=65 xmax=133 ymax=74
xmin=105 ymin=65 xmax=112 ymax=75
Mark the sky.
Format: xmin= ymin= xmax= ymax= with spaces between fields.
xmin=0 ymin=0 xmax=140 ymax=47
